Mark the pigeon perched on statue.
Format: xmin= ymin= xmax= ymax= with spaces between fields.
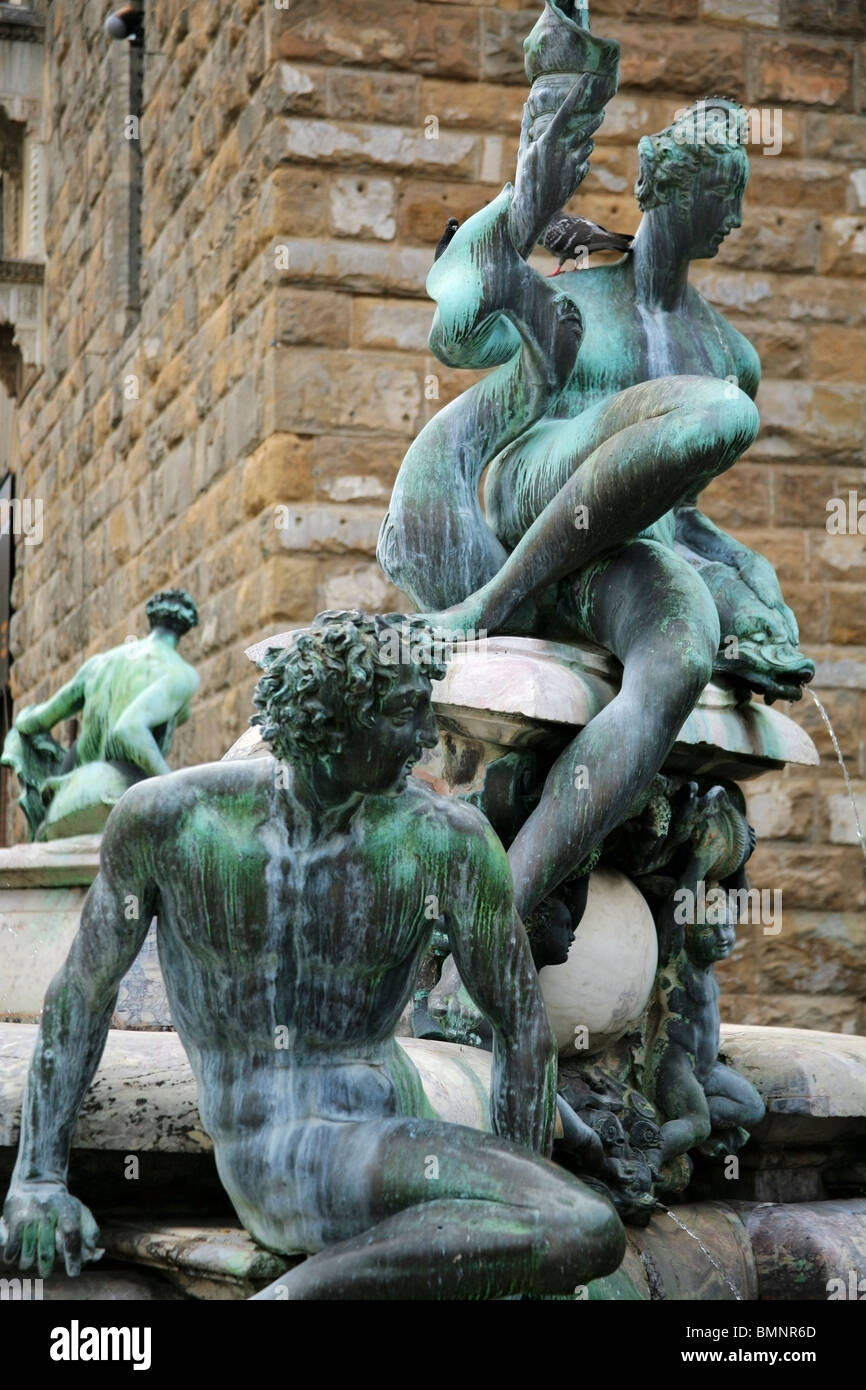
xmin=434 ymin=217 xmax=459 ymax=262
xmin=538 ymin=213 xmax=634 ymax=274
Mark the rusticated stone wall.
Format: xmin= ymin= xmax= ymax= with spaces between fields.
xmin=3 ymin=1 xmax=865 ymax=1026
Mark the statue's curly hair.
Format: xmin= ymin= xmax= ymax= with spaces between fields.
xmin=145 ymin=589 xmax=199 ymax=635
xmin=251 ymin=610 xmax=448 ymax=763
xmin=635 ymin=98 xmax=749 ymax=213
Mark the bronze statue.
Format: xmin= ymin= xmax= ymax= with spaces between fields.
xmin=378 ymin=2 xmax=813 ymax=921
xmin=644 ymin=786 xmax=765 ymax=1163
xmin=2 ymin=589 xmax=199 ymax=840
xmin=1 ymin=611 xmax=625 ymax=1299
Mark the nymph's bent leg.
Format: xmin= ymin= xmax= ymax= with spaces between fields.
xmin=432 ymin=375 xmax=758 ymax=635
xmin=508 ymin=540 xmax=720 ymax=916
xmin=249 ymin=1117 xmax=624 ymax=1300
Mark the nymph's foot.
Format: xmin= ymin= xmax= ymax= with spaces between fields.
xmin=420 ymin=586 xmax=542 ymax=641
xmin=420 ymin=595 xmax=489 ymax=642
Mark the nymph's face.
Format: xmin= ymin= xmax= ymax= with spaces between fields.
xmin=690 ymin=169 xmax=745 ymax=260
xmin=330 ymin=666 xmax=439 ymax=798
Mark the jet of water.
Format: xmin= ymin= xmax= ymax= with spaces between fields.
xmin=662 ymin=1206 xmax=744 ymax=1300
xmin=807 ymin=688 xmax=866 ymax=870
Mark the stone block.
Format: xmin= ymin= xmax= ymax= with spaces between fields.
xmin=241 ymin=434 xmax=315 ymax=516
xmin=732 ymin=318 xmax=808 ymax=378
xmin=810 ymin=323 xmax=866 ymax=383
xmin=609 ymin=22 xmax=744 ymax=95
xmin=270 ymin=502 xmax=384 ymax=556
xmin=282 ymin=118 xmax=480 ymax=179
xmin=274 ymin=2 xmax=481 ymax=80
xmin=329 ymin=175 xmax=396 ymax=240
xmin=396 ymin=177 xmax=506 ymax=242
xmin=805 ymin=112 xmax=866 ymax=162
xmin=746 ymin=841 xmax=866 ymax=911
xmin=780 ymin=0 xmax=866 ymax=38
xmin=351 ymin=297 xmax=434 ymax=352
xmin=273 ymin=286 xmax=350 ymax=348
xmin=829 ymin=585 xmax=866 ymax=642
xmin=757 ymin=380 xmax=866 ymax=460
xmin=269 ymin=166 xmax=331 ymax=238
xmin=747 ymin=158 xmax=851 ymax=212
xmin=736 ymin=1199 xmax=866 ymax=1299
xmin=316 ymin=561 xmax=405 ymax=613
xmin=746 ymin=776 xmax=816 ymax=840
xmin=773 ymin=465 xmax=837 ymax=527
xmin=819 ymin=215 xmax=866 ymax=276
xmin=274 ymin=347 xmax=423 ymax=435
xmin=727 ymin=208 xmax=820 ymax=273
xmin=237 ymin=555 xmax=320 ymax=628
xmin=700 ymin=0 xmax=780 ymax=25
xmin=274 ymin=237 xmax=430 ymax=296
xmin=480 ymin=10 xmax=537 ymax=85
xmin=420 ymin=77 xmax=527 ymax=134
xmin=327 ymin=69 xmax=420 ymax=126
xmin=751 ymin=38 xmax=854 ymax=109
xmin=757 ymin=908 xmax=866 ymax=996
xmin=260 ymin=61 xmax=327 ymax=119
xmin=701 ymin=464 xmax=772 ymax=528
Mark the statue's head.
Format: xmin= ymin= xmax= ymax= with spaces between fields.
xmin=145 ymin=589 xmax=199 ymax=637
xmin=687 ymin=908 xmax=736 ymax=965
xmin=525 ymin=894 xmax=575 ymax=968
xmin=635 ymin=98 xmax=749 ymax=260
xmin=251 ymin=611 xmax=447 ymax=797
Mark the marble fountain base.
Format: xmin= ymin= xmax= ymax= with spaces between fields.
xmin=0 ymin=1021 xmax=864 ymax=1300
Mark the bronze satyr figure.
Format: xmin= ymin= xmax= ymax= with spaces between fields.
xmin=1 ymin=611 xmax=625 ymax=1300
xmin=2 ymin=588 xmax=200 ymax=840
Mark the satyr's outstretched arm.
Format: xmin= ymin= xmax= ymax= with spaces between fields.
xmin=14 ymin=664 xmax=90 ymax=736
xmin=446 ymin=824 xmax=557 ymax=1157
xmin=0 ymin=800 xmax=156 ymax=1276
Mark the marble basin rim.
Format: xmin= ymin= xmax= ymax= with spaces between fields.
xmin=232 ymin=631 xmax=818 ymax=777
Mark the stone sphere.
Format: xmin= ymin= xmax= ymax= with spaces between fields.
xmin=538 ymin=867 xmax=658 ymax=1057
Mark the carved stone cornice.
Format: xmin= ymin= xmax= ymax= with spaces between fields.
xmin=0 ymin=6 xmax=44 ymax=44
xmin=0 ymin=257 xmax=43 ymax=285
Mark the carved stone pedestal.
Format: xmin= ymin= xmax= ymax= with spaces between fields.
xmin=0 ymin=835 xmax=170 ymax=1030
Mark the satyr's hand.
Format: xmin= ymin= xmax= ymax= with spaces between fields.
xmin=13 ymin=705 xmax=39 ymax=736
xmin=1 ymin=1180 xmax=102 ymax=1278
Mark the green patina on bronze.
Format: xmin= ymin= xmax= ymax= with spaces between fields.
xmin=1 ymin=609 xmax=626 ymax=1299
xmin=1 ymin=590 xmax=200 ymax=841
xmin=0 ymin=1 xmax=820 ymax=1300
xmin=378 ymin=5 xmax=813 ymax=920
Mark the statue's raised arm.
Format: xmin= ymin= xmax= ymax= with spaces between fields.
xmin=508 ymin=2 xmax=620 ymax=258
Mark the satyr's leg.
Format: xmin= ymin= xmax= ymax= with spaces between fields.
xmin=508 ymin=539 xmax=720 ymax=916
xmin=430 ymin=376 xmax=758 ymax=635
xmin=654 ymin=1043 xmax=713 ymax=1163
xmin=250 ymin=1117 xmax=624 ymax=1300
xmin=703 ymin=1060 xmax=765 ymax=1131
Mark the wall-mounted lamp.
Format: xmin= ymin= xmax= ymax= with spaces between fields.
xmin=105 ymin=5 xmax=144 ymax=46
